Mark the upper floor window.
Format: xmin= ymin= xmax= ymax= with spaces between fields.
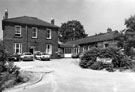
xmin=15 ymin=25 xmax=21 ymax=37
xmin=32 ymin=27 xmax=37 ymax=38
xmin=46 ymin=29 xmax=51 ymax=39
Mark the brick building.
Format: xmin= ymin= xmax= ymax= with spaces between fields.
xmin=2 ymin=10 xmax=59 ymax=58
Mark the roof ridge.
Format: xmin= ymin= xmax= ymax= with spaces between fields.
xmin=65 ymin=31 xmax=118 ymax=44
xmin=3 ymin=16 xmax=59 ymax=28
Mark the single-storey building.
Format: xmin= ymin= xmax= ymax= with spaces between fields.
xmin=59 ymin=30 xmax=119 ymax=57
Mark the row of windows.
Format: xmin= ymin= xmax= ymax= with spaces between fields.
xmin=14 ymin=43 xmax=52 ymax=54
xmin=15 ymin=25 xmax=52 ymax=39
xmin=64 ymin=48 xmax=72 ymax=54
xmin=64 ymin=48 xmax=79 ymax=54
xmin=82 ymin=43 xmax=110 ymax=52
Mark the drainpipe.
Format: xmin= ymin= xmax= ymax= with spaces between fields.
xmin=26 ymin=25 xmax=28 ymax=52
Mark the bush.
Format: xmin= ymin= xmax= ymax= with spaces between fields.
xmin=0 ymin=45 xmax=22 ymax=90
xmin=79 ymin=47 xmax=134 ymax=71
xmin=90 ymin=62 xmax=104 ymax=70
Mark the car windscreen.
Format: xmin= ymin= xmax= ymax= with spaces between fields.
xmin=24 ymin=52 xmax=32 ymax=55
xmin=36 ymin=53 xmax=41 ymax=55
xmin=42 ymin=53 xmax=46 ymax=55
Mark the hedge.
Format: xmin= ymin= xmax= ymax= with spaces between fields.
xmin=79 ymin=47 xmax=133 ymax=71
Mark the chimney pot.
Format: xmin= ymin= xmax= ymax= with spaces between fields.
xmin=51 ymin=18 xmax=55 ymax=25
xmin=107 ymin=27 xmax=112 ymax=33
xmin=4 ymin=9 xmax=8 ymax=19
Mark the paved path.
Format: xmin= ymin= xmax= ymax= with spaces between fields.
xmin=10 ymin=59 xmax=135 ymax=92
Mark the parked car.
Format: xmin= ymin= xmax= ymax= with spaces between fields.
xmin=20 ymin=52 xmax=34 ymax=61
xmin=40 ymin=52 xmax=50 ymax=61
xmin=8 ymin=54 xmax=21 ymax=61
xmin=71 ymin=53 xmax=80 ymax=58
xmin=34 ymin=51 xmax=41 ymax=60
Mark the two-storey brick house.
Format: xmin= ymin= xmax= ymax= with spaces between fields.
xmin=2 ymin=10 xmax=59 ymax=58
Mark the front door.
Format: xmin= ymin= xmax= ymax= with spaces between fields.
xmin=29 ymin=48 xmax=34 ymax=54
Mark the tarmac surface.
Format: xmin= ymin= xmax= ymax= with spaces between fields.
xmin=4 ymin=58 xmax=135 ymax=92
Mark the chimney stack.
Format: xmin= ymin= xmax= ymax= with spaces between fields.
xmin=107 ymin=27 xmax=112 ymax=33
xmin=51 ymin=18 xmax=55 ymax=25
xmin=4 ymin=9 xmax=8 ymax=19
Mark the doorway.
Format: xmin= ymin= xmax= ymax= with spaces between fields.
xmin=29 ymin=48 xmax=34 ymax=54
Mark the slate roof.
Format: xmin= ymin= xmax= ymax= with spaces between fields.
xmin=2 ymin=16 xmax=59 ymax=28
xmin=59 ymin=43 xmax=74 ymax=48
xmin=65 ymin=31 xmax=119 ymax=45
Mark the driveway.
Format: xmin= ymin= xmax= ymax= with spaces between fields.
xmin=10 ymin=58 xmax=135 ymax=92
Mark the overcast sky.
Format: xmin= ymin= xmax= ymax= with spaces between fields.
xmin=0 ymin=0 xmax=135 ymax=39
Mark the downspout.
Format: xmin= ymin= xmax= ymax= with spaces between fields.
xmin=26 ymin=25 xmax=28 ymax=52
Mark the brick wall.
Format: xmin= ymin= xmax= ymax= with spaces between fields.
xmin=3 ymin=22 xmax=58 ymax=58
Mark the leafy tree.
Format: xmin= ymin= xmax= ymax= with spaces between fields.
xmin=116 ymin=15 xmax=135 ymax=56
xmin=59 ymin=20 xmax=88 ymax=42
xmin=125 ymin=15 xmax=135 ymax=31
xmin=116 ymin=30 xmax=127 ymax=48
xmin=124 ymin=15 xmax=135 ymax=56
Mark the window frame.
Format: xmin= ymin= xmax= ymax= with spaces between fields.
xmin=64 ymin=48 xmax=72 ymax=54
xmin=46 ymin=28 xmax=52 ymax=39
xmin=46 ymin=44 xmax=52 ymax=54
xmin=15 ymin=25 xmax=22 ymax=37
xmin=32 ymin=27 xmax=38 ymax=38
xmin=14 ymin=43 xmax=22 ymax=54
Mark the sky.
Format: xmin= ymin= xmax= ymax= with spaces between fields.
xmin=0 ymin=0 xmax=135 ymax=39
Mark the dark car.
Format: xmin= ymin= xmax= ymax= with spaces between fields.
xmin=71 ymin=53 xmax=80 ymax=58
xmin=8 ymin=54 xmax=21 ymax=61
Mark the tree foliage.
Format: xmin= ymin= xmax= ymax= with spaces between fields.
xmin=116 ymin=15 xmax=135 ymax=56
xmin=59 ymin=20 xmax=88 ymax=42
xmin=125 ymin=15 xmax=135 ymax=31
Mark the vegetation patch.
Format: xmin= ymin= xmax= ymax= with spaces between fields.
xmin=0 ymin=45 xmax=33 ymax=91
xmin=1 ymin=70 xmax=33 ymax=90
xmin=79 ymin=47 xmax=134 ymax=72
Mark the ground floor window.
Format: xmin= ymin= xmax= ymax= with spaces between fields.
xmin=46 ymin=44 xmax=52 ymax=54
xmin=14 ymin=43 xmax=22 ymax=54
xmin=74 ymin=47 xmax=79 ymax=54
xmin=83 ymin=46 xmax=88 ymax=52
xmin=64 ymin=48 xmax=72 ymax=54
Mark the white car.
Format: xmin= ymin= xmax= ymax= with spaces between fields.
xmin=20 ymin=52 xmax=34 ymax=61
xmin=40 ymin=52 xmax=50 ymax=61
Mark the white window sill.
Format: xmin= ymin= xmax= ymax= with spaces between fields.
xmin=32 ymin=37 xmax=37 ymax=39
xmin=46 ymin=38 xmax=52 ymax=40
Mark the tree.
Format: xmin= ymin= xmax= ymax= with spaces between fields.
xmin=116 ymin=30 xmax=127 ymax=48
xmin=59 ymin=20 xmax=88 ymax=42
xmin=116 ymin=15 xmax=135 ymax=57
xmin=125 ymin=15 xmax=135 ymax=31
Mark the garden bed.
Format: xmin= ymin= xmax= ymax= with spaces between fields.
xmin=0 ymin=71 xmax=35 ymax=91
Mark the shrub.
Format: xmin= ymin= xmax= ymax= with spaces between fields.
xmin=79 ymin=47 xmax=134 ymax=71
xmin=0 ymin=45 xmax=21 ymax=90
xmin=90 ymin=62 xmax=104 ymax=70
